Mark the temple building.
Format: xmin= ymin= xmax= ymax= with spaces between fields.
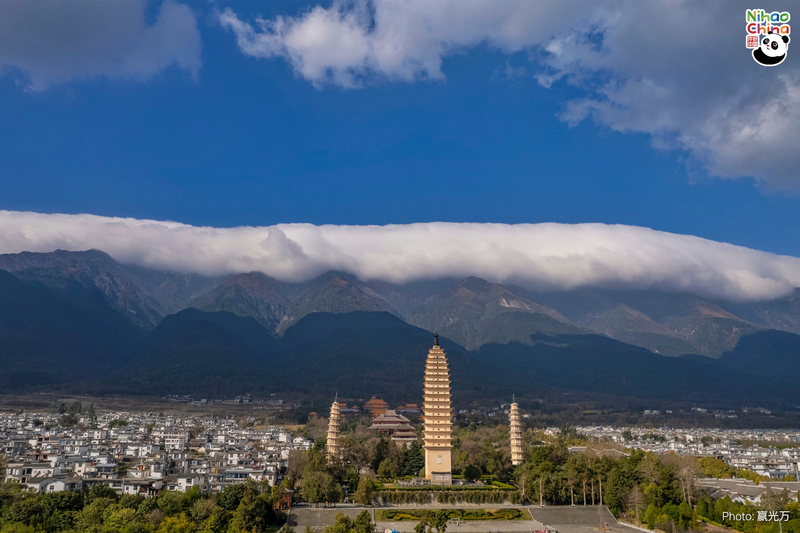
xmin=423 ymin=334 xmax=453 ymax=485
xmin=397 ymin=403 xmax=421 ymax=415
xmin=370 ymin=409 xmax=411 ymax=434
xmin=326 ymin=397 xmax=342 ymax=459
xmin=363 ymin=396 xmax=389 ymax=417
xmin=509 ymin=399 xmax=523 ymax=466
xmin=391 ymin=422 xmax=417 ymax=442
xmin=338 ymin=403 xmax=360 ymax=414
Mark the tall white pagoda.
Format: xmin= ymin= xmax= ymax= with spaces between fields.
xmin=326 ymin=396 xmax=342 ymax=459
xmin=510 ymin=398 xmax=523 ymax=466
xmin=423 ymin=334 xmax=453 ymax=485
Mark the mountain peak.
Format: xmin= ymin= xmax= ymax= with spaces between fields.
xmin=457 ymin=276 xmax=495 ymax=292
xmin=189 ymin=271 xmax=291 ymax=333
xmin=0 ymin=249 xmax=163 ymax=329
xmin=408 ymin=277 xmax=576 ymax=350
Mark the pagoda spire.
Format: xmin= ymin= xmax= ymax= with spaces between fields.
xmin=423 ymin=336 xmax=452 ymax=485
xmin=509 ymin=398 xmax=523 ymax=466
xmin=326 ymin=397 xmax=342 ymax=459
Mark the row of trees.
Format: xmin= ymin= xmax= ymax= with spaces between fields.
xmin=302 ymin=416 xmax=516 ymax=483
xmin=376 ymin=489 xmax=520 ymax=505
xmin=0 ymin=480 xmax=280 ymax=533
xmin=696 ymin=493 xmax=800 ymax=533
xmin=286 ymin=434 xmax=426 ymax=505
xmin=698 ymin=457 xmax=797 ymax=483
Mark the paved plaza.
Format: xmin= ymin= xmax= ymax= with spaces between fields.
xmin=288 ymin=505 xmax=638 ymax=533
xmin=529 ymin=507 xmax=633 ymax=533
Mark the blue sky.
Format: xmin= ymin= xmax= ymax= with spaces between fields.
xmin=1 ymin=0 xmax=799 ymax=258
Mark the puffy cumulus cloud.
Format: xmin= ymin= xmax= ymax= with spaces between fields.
xmin=545 ymin=1 xmax=800 ymax=190
xmin=0 ymin=0 xmax=201 ymax=90
xmin=218 ymin=1 xmax=595 ymax=87
xmin=1 ymin=210 xmax=799 ymax=302
xmin=220 ymin=0 xmax=800 ymax=188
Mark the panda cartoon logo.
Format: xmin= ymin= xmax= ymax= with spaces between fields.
xmin=753 ymin=33 xmax=790 ymax=66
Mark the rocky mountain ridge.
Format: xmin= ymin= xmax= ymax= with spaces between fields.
xmin=2 ymin=249 xmax=799 ymax=358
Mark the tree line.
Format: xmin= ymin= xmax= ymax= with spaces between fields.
xmin=0 ymin=480 xmax=280 ymax=533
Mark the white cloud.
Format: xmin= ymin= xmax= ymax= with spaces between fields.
xmin=220 ymin=0 xmax=800 ymax=188
xmin=0 ymin=0 xmax=201 ymax=90
xmin=219 ymin=1 xmax=587 ymax=87
xmin=1 ymin=210 xmax=799 ymax=302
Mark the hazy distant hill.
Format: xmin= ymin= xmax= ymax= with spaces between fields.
xmin=532 ymin=289 xmax=761 ymax=358
xmin=119 ymin=264 xmax=229 ymax=316
xmin=722 ymin=289 xmax=800 ymax=335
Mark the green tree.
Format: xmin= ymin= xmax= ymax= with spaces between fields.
xmin=304 ymin=441 xmax=330 ymax=476
xmin=229 ymin=489 xmax=274 ymax=533
xmin=322 ymin=511 xmax=374 ymax=533
xmin=118 ymin=494 xmax=145 ymax=510
xmin=462 ymin=465 xmax=481 ymax=482
xmin=76 ymin=497 xmax=115 ymax=531
xmin=157 ymin=492 xmax=184 ymax=517
xmin=353 ymin=510 xmax=375 ymax=533
xmin=105 ymin=508 xmax=138 ymax=531
xmin=302 ymin=471 xmax=343 ymax=505
xmin=180 ymin=486 xmax=201 ymax=511
xmin=371 ymin=438 xmax=390 ymax=472
xmin=156 ymin=513 xmax=197 ymax=533
xmin=735 ymin=469 xmax=765 ymax=483
xmin=644 ymin=503 xmax=658 ymax=529
xmin=377 ymin=458 xmax=397 ymax=480
xmin=201 ymin=508 xmax=230 ymax=533
xmin=138 ymin=497 xmax=160 ymax=518
xmin=88 ymin=484 xmax=120 ymax=503
xmin=189 ymin=499 xmax=216 ymax=523
xmin=5 ymin=498 xmax=46 ymax=530
xmin=354 ymin=477 xmax=375 ymax=506
xmin=0 ymin=524 xmax=36 ymax=533
xmin=603 ymin=451 xmax=643 ymax=512
xmin=402 ymin=440 xmax=425 ymax=477
xmin=429 ymin=511 xmax=448 ymax=533
xmin=217 ymin=484 xmax=248 ymax=511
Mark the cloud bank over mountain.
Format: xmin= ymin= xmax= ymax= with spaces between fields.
xmin=0 ymin=0 xmax=201 ymax=90
xmin=2 ymin=210 xmax=799 ymax=302
xmin=220 ymin=0 xmax=800 ymax=189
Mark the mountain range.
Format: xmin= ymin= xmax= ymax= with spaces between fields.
xmin=1 ymin=249 xmax=799 ymax=407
